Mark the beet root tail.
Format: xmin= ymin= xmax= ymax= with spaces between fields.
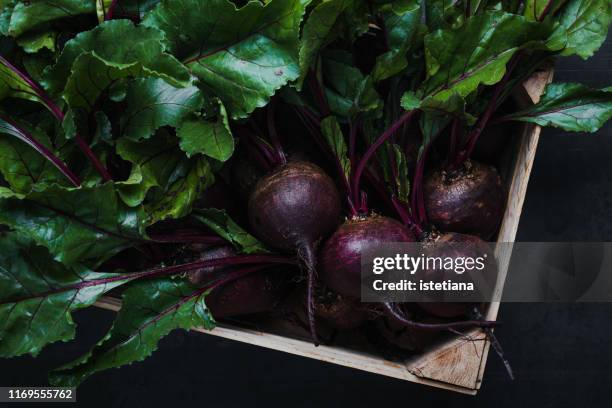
xmin=471 ymin=307 xmax=514 ymax=380
xmin=384 ymin=302 xmax=500 ymax=331
xmin=299 ymin=241 xmax=320 ymax=346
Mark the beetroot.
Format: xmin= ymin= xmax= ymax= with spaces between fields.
xmin=305 ymin=286 xmax=368 ymax=331
xmin=248 ymin=160 xmax=342 ymax=343
xmin=424 ymin=160 xmax=504 ymax=239
xmin=418 ymin=232 xmax=497 ymax=318
xmin=320 ymin=214 xmax=416 ymax=298
xmin=207 ymin=270 xmax=287 ymax=318
xmin=248 ymin=161 xmax=341 ymax=251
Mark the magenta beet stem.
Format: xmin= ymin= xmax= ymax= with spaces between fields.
xmin=0 ymin=55 xmax=112 ymax=182
xmin=0 ymin=113 xmax=81 ymax=187
xmin=352 ymin=110 xmax=415 ymax=208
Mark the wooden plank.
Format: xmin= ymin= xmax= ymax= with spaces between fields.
xmin=94 ymin=297 xmax=477 ymax=395
xmin=407 ymin=329 xmax=487 ymax=390
xmin=475 ymin=66 xmax=555 ymax=388
xmin=94 ymin=67 xmax=553 ymax=394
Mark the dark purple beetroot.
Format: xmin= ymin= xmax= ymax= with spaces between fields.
xmin=248 ymin=161 xmax=341 ymax=252
xmin=424 ymin=160 xmax=504 ymax=239
xmin=187 ymin=245 xmax=236 ymax=286
xmin=248 ymin=160 xmax=342 ymax=344
xmin=179 ymin=245 xmax=289 ymax=318
xmin=304 ymin=286 xmax=369 ymax=331
xmin=418 ymin=232 xmax=497 ymax=318
xmin=320 ymin=214 xmax=416 ymax=298
xmin=207 ymin=270 xmax=287 ymax=318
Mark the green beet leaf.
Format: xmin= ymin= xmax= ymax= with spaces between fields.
xmin=391 ymin=143 xmax=410 ymax=203
xmin=193 ymin=208 xmax=268 ymax=254
xmin=0 ymin=233 xmax=130 ymax=358
xmin=298 ymin=0 xmax=355 ymax=86
xmin=0 ymin=0 xmax=16 ymax=36
xmin=121 ymin=77 xmax=204 ymax=141
xmin=0 ymin=55 xmax=47 ymax=106
xmin=7 ymin=0 xmax=94 ymax=38
xmin=177 ymin=99 xmax=234 ymax=162
xmin=116 ymin=129 xmax=214 ymax=223
xmin=96 ymin=0 xmax=160 ymax=21
xmin=49 ymin=277 xmax=215 ymax=387
xmin=401 ymin=90 xmax=468 ymax=117
xmin=144 ymin=156 xmax=214 ymax=225
xmin=371 ymin=0 xmax=422 ymax=82
xmin=116 ymin=131 xmax=194 ymax=207
xmin=420 ymin=11 xmax=553 ymax=102
xmin=424 ymin=0 xmax=466 ymax=31
xmin=502 ymin=83 xmax=612 ymax=132
xmin=143 ymin=0 xmax=309 ymax=119
xmin=0 ymin=118 xmax=68 ymax=193
xmin=547 ymin=0 xmax=611 ymax=59
xmin=0 ymin=112 xmax=82 ymax=188
xmin=0 ymin=183 xmax=147 ymax=266
xmin=43 ymin=20 xmax=190 ymax=98
xmin=322 ymin=50 xmax=381 ymax=118
xmin=16 ymin=29 xmax=56 ymax=54
xmin=320 ymin=116 xmax=351 ymax=184
xmin=523 ymin=0 xmax=567 ymax=21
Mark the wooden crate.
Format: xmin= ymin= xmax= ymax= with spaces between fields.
xmin=95 ymin=67 xmax=554 ymax=395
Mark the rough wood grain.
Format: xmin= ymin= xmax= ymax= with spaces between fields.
xmin=94 ymin=68 xmax=553 ymax=395
xmin=407 ymin=329 xmax=487 ymax=389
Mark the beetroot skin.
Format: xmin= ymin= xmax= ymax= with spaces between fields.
xmin=248 ymin=161 xmax=341 ymax=252
xmin=306 ymin=286 xmax=368 ymax=331
xmin=320 ymin=214 xmax=416 ymax=298
xmin=186 ymin=246 xmax=288 ymax=318
xmin=207 ymin=270 xmax=287 ymax=318
xmin=424 ymin=160 xmax=504 ymax=239
xmin=418 ymin=232 xmax=497 ymax=318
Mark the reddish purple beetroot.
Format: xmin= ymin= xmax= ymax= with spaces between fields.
xmin=417 ymin=232 xmax=497 ymax=318
xmin=207 ymin=270 xmax=287 ymax=318
xmin=424 ymin=160 xmax=504 ymax=239
xmin=181 ymin=245 xmax=289 ymax=318
xmin=248 ymin=161 xmax=341 ymax=252
xmin=248 ymin=160 xmax=342 ymax=343
xmin=305 ymin=286 xmax=369 ymax=331
xmin=320 ymin=214 xmax=416 ymax=298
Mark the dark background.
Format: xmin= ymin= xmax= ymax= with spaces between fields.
xmin=1 ymin=38 xmax=611 ymax=408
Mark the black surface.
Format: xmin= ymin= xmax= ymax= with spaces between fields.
xmin=1 ymin=38 xmax=611 ymax=408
